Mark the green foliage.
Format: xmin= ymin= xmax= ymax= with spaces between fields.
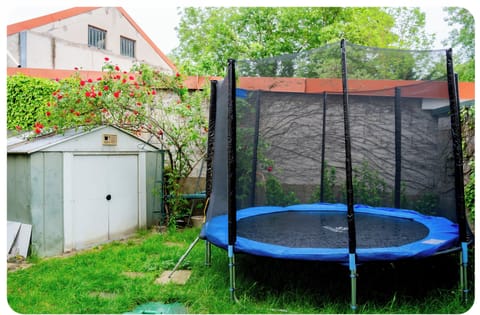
xmin=264 ymin=175 xmax=299 ymax=206
xmin=172 ymin=7 xmax=432 ymax=76
xmin=349 ymin=161 xmax=389 ymax=206
xmin=460 ymin=106 xmax=475 ymax=224
xmin=7 ymin=228 xmax=474 ymax=314
xmin=443 ymin=7 xmax=475 ymax=81
xmin=163 ymin=167 xmax=189 ymax=229
xmin=410 ymin=193 xmax=439 ymax=215
xmin=7 ymin=74 xmax=58 ymax=131
xmin=310 ymin=162 xmax=337 ymax=203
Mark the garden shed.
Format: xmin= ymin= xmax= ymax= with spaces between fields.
xmin=7 ymin=125 xmax=165 ymax=257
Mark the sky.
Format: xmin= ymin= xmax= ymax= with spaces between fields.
xmin=5 ymin=0 xmax=478 ymax=54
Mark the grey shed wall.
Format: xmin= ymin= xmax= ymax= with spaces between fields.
xmin=8 ymin=152 xmax=64 ymax=256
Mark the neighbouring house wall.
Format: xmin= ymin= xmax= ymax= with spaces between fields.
xmin=243 ymin=91 xmax=455 ymax=216
xmin=7 ymin=7 xmax=173 ymax=73
xmin=30 ymin=152 xmax=64 ymax=257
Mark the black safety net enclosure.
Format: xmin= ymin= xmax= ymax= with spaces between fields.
xmin=201 ymin=40 xmax=473 ymax=309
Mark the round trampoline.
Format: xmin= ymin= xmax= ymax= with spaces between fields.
xmin=203 ymin=203 xmax=459 ymax=262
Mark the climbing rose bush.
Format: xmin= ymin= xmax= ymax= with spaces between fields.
xmin=31 ymin=60 xmax=209 ymax=179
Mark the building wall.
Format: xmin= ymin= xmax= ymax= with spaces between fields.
xmin=239 ymin=91 xmax=456 ymax=216
xmin=7 ymin=7 xmax=173 ymax=73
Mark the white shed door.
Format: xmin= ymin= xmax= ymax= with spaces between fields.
xmin=72 ymin=155 xmax=138 ymax=249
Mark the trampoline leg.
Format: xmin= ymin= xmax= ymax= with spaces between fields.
xmin=460 ymin=242 xmax=469 ymax=303
xmin=349 ymin=253 xmax=357 ymax=312
xmin=228 ymin=245 xmax=238 ymax=302
xmin=205 ymin=240 xmax=212 ymax=267
xmin=168 ymin=236 xmax=200 ymax=279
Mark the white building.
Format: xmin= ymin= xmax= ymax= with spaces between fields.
xmin=7 ymin=7 xmax=176 ymax=74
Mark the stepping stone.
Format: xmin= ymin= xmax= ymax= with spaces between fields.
xmin=155 ymin=270 xmax=191 ymax=285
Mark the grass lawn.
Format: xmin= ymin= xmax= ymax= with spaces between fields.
xmin=7 ymin=227 xmax=474 ymax=314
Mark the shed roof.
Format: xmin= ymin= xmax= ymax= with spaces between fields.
xmin=7 ymin=125 xmax=160 ymax=154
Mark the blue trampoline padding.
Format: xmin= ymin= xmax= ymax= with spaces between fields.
xmin=202 ymin=203 xmax=459 ymax=262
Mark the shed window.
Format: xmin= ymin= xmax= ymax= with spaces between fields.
xmin=88 ymin=25 xmax=106 ymax=49
xmin=120 ymin=36 xmax=135 ymax=58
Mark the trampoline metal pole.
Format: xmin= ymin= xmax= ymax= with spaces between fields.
xmin=205 ymin=240 xmax=211 ymax=267
xmin=341 ymin=38 xmax=358 ymax=312
xmin=349 ymin=253 xmax=357 ymax=312
xmin=228 ymin=245 xmax=238 ymax=301
xmin=460 ymin=242 xmax=469 ymax=302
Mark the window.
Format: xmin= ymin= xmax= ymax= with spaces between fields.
xmin=120 ymin=36 xmax=135 ymax=58
xmin=88 ymin=25 xmax=106 ymax=49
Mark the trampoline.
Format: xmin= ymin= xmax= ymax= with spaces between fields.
xmin=199 ymin=40 xmax=472 ymax=308
xmin=203 ymin=203 xmax=459 ymax=262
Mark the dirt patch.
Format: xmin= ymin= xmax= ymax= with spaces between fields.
xmin=89 ymin=291 xmax=117 ymax=299
xmin=122 ymin=271 xmax=146 ymax=278
xmin=7 ymin=262 xmax=32 ymax=272
xmin=155 ymin=270 xmax=191 ymax=285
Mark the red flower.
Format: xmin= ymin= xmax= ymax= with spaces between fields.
xmin=157 ymin=130 xmax=163 ymax=136
xmin=115 ymin=65 xmax=120 ymax=71
xmin=113 ymin=91 xmax=121 ymax=98
xmin=74 ymin=111 xmax=80 ymax=116
xmin=104 ymin=57 xmax=110 ymax=61
xmin=151 ymin=90 xmax=156 ymax=95
xmin=34 ymin=128 xmax=42 ymax=134
xmin=87 ymin=78 xmax=93 ymax=83
xmin=96 ymin=77 xmax=102 ymax=81
xmin=74 ymin=67 xmax=79 ymax=71
xmin=80 ymin=80 xmax=86 ymax=86
xmin=102 ymin=108 xmax=108 ymax=113
xmin=129 ymin=75 xmax=135 ymax=80
xmin=15 ymin=125 xmax=22 ymax=131
xmin=136 ymin=102 xmax=142 ymax=106
xmin=103 ymin=85 xmax=109 ymax=91
xmin=133 ymin=110 xmax=138 ymax=115
xmin=267 ymin=166 xmax=273 ymax=172
xmin=34 ymin=122 xmax=44 ymax=129
xmin=46 ymin=111 xmax=51 ymax=117
xmin=176 ymin=72 xmax=180 ymax=77
xmin=130 ymin=92 xmax=135 ymax=97
xmin=85 ymin=91 xmax=91 ymax=97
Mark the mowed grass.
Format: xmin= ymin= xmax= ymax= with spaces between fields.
xmin=7 ymin=227 xmax=474 ymax=314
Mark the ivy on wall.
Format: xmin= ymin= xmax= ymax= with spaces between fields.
xmin=7 ymin=74 xmax=58 ymax=131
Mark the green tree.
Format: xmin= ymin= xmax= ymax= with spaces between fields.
xmin=172 ymin=7 xmax=432 ymax=76
xmin=443 ymin=7 xmax=475 ymax=81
